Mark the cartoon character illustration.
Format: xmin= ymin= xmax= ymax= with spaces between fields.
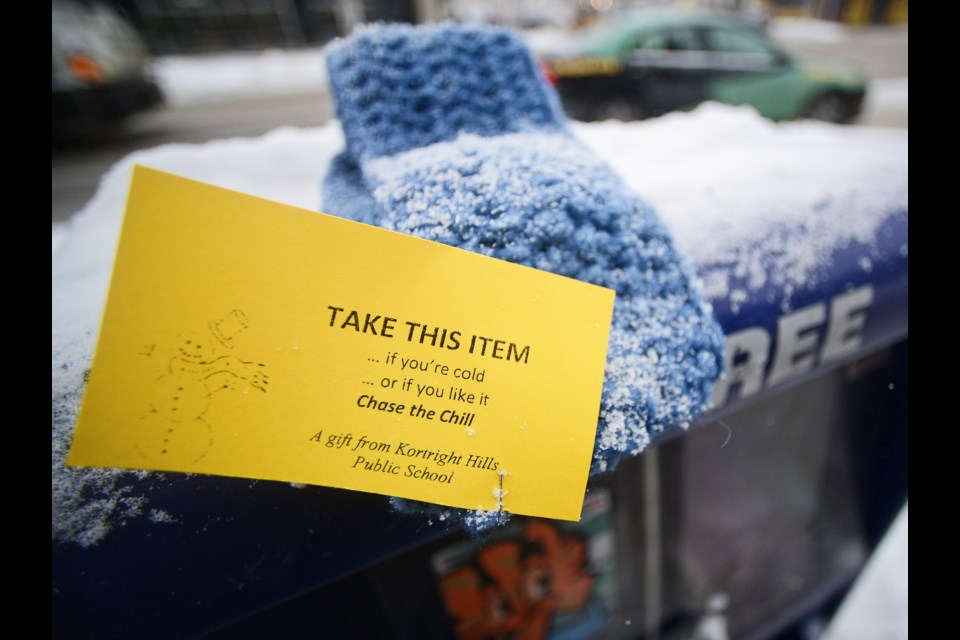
xmin=438 ymin=520 xmax=602 ymax=640
xmin=136 ymin=310 xmax=268 ymax=463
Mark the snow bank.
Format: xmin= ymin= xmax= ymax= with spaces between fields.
xmin=826 ymin=505 xmax=908 ymax=639
xmin=153 ymin=47 xmax=329 ymax=106
xmin=52 ymin=104 xmax=906 ymax=546
xmin=868 ymin=77 xmax=909 ymax=111
xmin=576 ymin=103 xmax=907 ymax=306
xmin=768 ymin=17 xmax=850 ymax=43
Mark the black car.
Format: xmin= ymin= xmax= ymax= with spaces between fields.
xmin=53 ymin=1 xmax=164 ymax=136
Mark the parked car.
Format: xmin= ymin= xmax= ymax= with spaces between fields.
xmin=540 ymin=11 xmax=867 ymax=123
xmin=52 ymin=0 xmax=164 ymax=137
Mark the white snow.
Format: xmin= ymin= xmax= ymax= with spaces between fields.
xmin=52 ymin=222 xmax=69 ymax=254
xmin=868 ymin=77 xmax=909 ymax=111
xmin=768 ymin=17 xmax=850 ymax=43
xmin=521 ymin=25 xmax=580 ymax=56
xmin=826 ymin=505 xmax=908 ymax=640
xmin=574 ymin=103 xmax=907 ymax=306
xmin=152 ymin=47 xmax=329 ymax=106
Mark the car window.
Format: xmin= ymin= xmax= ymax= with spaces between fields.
xmin=637 ymin=28 xmax=701 ymax=52
xmin=627 ymin=27 xmax=711 ymax=69
xmin=703 ymin=27 xmax=782 ymax=68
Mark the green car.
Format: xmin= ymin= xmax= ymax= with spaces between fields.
xmin=541 ymin=11 xmax=867 ymax=123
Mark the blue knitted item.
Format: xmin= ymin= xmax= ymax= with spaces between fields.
xmin=322 ymin=24 xmax=724 ymax=531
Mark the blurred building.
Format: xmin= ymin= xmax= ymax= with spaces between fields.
xmin=109 ymin=0 xmax=417 ymax=54
xmin=444 ymin=0 xmax=908 ymax=28
xmin=103 ymin=0 xmax=906 ymax=55
xmin=759 ymin=0 xmax=907 ymax=24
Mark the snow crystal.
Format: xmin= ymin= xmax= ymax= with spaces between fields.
xmin=461 ymin=507 xmax=509 ymax=533
xmin=729 ymin=289 xmax=749 ymax=315
xmin=148 ymin=508 xmax=178 ymax=524
xmin=52 ymin=366 xmax=151 ymax=547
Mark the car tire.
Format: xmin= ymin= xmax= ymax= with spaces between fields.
xmin=594 ymin=98 xmax=647 ymax=122
xmin=805 ymin=92 xmax=854 ymax=123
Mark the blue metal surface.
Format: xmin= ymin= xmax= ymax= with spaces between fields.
xmin=704 ymin=208 xmax=907 ymax=413
xmin=51 ymin=208 xmax=908 ymax=640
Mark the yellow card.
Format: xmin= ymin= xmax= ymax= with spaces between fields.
xmin=68 ymin=166 xmax=615 ymax=521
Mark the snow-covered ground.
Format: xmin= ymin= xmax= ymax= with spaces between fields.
xmin=869 ymin=76 xmax=909 ymax=111
xmin=153 ymin=47 xmax=329 ymax=106
xmin=767 ymin=16 xmax=851 ymax=42
xmin=54 ymin=19 xmax=906 ymax=636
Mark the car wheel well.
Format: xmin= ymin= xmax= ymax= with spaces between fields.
xmin=805 ymin=91 xmax=858 ymax=124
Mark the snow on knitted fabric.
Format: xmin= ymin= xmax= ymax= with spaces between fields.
xmin=322 ymin=24 xmax=724 ymax=531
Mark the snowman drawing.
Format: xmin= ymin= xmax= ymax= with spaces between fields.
xmin=137 ymin=309 xmax=268 ymax=463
